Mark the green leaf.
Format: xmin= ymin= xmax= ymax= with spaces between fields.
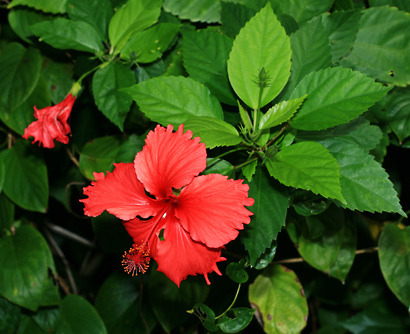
xmin=226 ymin=260 xmax=248 ymax=284
xmin=8 ymin=8 xmax=53 ymax=43
xmin=124 ymin=76 xmax=224 ymax=126
xmin=221 ymin=1 xmax=257 ymax=38
xmin=241 ymin=169 xmax=289 ymax=266
xmin=369 ymin=0 xmax=410 ymax=12
xmin=190 ymin=304 xmax=218 ymax=332
xmin=41 ymin=58 xmax=74 ymax=104
xmin=163 ymin=0 xmax=221 ymax=23
xmin=92 ymin=62 xmax=135 ymax=130
xmin=1 ymin=76 xmax=51 ymax=135
xmin=253 ymin=241 xmax=277 ymax=270
xmin=322 ymin=140 xmax=405 ymax=215
xmin=184 ymin=116 xmax=242 ymax=149
xmin=204 ymin=158 xmax=234 ymax=178
xmin=238 ymin=101 xmax=252 ymax=132
xmin=67 ymin=0 xmax=112 ymax=41
xmin=79 ymin=135 xmax=143 ymax=180
xmin=0 ymin=297 xmax=21 ymax=334
xmin=288 ymin=206 xmax=356 ymax=281
xmin=0 ymin=43 xmax=42 ymax=113
xmin=270 ymin=0 xmax=333 ymax=24
xmin=227 ymin=3 xmax=291 ymax=109
xmin=121 ymin=23 xmax=180 ymax=63
xmin=56 ymin=295 xmax=107 ymax=334
xmin=217 ymin=308 xmax=255 ymax=333
xmin=284 ymin=16 xmax=331 ymax=98
xmin=32 ymin=307 xmax=60 ymax=333
xmin=248 ymin=265 xmax=308 ymax=334
xmin=0 ymin=225 xmax=55 ymax=311
xmin=0 ymin=194 xmax=15 ymax=233
xmin=0 ymin=140 xmax=48 ymax=212
xmin=241 ymin=159 xmax=257 ymax=182
xmin=8 ymin=0 xmax=67 ymax=14
xmin=183 ymin=28 xmax=235 ymax=105
xmin=259 ymin=95 xmax=306 ymax=130
xmin=108 ymin=0 xmax=162 ymax=51
xmin=31 ymin=18 xmax=103 ymax=53
xmin=345 ymin=6 xmax=410 ymax=86
xmin=378 ymin=224 xmax=410 ymax=308
xmin=290 ymin=67 xmax=391 ymax=130
xmin=16 ymin=315 xmax=46 ymax=334
xmin=266 ymin=142 xmax=345 ymax=203
xmin=95 ymin=272 xmax=156 ymax=333
xmin=385 ymin=89 xmax=410 ymax=143
xmin=149 ymin=270 xmax=209 ymax=332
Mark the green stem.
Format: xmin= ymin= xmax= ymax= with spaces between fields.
xmin=76 ymin=62 xmax=108 ymax=85
xmin=215 ymin=284 xmax=242 ymax=320
xmin=206 ymin=147 xmax=247 ymax=167
xmin=234 ymin=157 xmax=258 ymax=170
xmin=265 ymin=123 xmax=290 ymax=150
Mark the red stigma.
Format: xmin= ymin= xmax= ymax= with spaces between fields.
xmin=121 ymin=243 xmax=150 ymax=276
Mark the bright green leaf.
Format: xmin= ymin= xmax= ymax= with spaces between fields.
xmin=0 ymin=225 xmax=55 ymax=311
xmin=56 ymin=295 xmax=107 ymax=334
xmin=378 ymin=224 xmax=410 ymax=308
xmin=31 ymin=18 xmax=104 ymax=53
xmin=92 ymin=62 xmax=135 ymax=130
xmin=183 ymin=28 xmax=235 ymax=105
xmin=227 ymin=3 xmax=291 ymax=109
xmin=0 ymin=43 xmax=41 ymax=113
xmin=242 ymin=169 xmax=289 ymax=266
xmin=266 ymin=141 xmax=345 ymax=203
xmin=323 ymin=140 xmax=405 ymax=215
xmin=259 ymin=95 xmax=306 ymax=130
xmin=288 ymin=206 xmax=356 ymax=281
xmin=108 ymin=0 xmax=162 ymax=51
xmin=67 ymin=0 xmax=112 ymax=41
xmin=8 ymin=0 xmax=67 ymax=14
xmin=121 ymin=23 xmax=180 ymax=63
xmin=290 ymin=67 xmax=391 ymax=130
xmin=345 ymin=6 xmax=410 ymax=86
xmin=248 ymin=265 xmax=308 ymax=334
xmin=124 ymin=76 xmax=224 ymax=126
xmin=184 ymin=116 xmax=241 ymax=149
xmin=95 ymin=272 xmax=156 ymax=333
xmin=0 ymin=140 xmax=48 ymax=212
xmin=241 ymin=159 xmax=257 ymax=183
xmin=163 ymin=0 xmax=221 ymax=23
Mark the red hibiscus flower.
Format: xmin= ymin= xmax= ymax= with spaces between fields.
xmin=81 ymin=125 xmax=254 ymax=286
xmin=23 ymin=93 xmax=76 ymax=149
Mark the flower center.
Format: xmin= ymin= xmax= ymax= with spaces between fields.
xmin=121 ymin=243 xmax=150 ymax=276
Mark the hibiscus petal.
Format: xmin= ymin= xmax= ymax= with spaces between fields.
xmin=80 ymin=162 xmax=160 ymax=220
xmin=175 ymin=174 xmax=254 ymax=249
xmin=123 ymin=216 xmax=160 ymax=257
xmin=154 ymin=216 xmax=225 ymax=287
xmin=134 ymin=124 xmax=206 ymax=199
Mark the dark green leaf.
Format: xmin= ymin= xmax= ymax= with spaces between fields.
xmin=108 ymin=0 xmax=162 ymax=51
xmin=31 ymin=18 xmax=104 ymax=53
xmin=41 ymin=58 xmax=74 ymax=104
xmin=125 ymin=76 xmax=224 ymax=126
xmin=0 ymin=194 xmax=15 ymax=233
xmin=149 ymin=270 xmax=209 ymax=332
xmin=204 ymin=158 xmax=234 ymax=177
xmin=288 ymin=206 xmax=357 ymax=281
xmin=189 ymin=304 xmax=218 ymax=332
xmin=8 ymin=0 xmax=67 ymax=14
xmin=345 ymin=6 xmax=410 ymax=86
xmin=184 ymin=116 xmax=242 ymax=149
xmin=221 ymin=1 xmax=256 ymax=38
xmin=378 ymin=223 xmax=410 ymax=308
xmin=290 ymin=67 xmax=391 ymax=131
xmin=227 ymin=3 xmax=291 ymax=109
xmin=163 ymin=0 xmax=221 ymax=23
xmin=0 ymin=43 xmax=42 ymax=113
xmin=0 ymin=140 xmax=48 ymax=212
xmin=242 ymin=169 xmax=289 ymax=266
xmin=248 ymin=265 xmax=308 ymax=334
xmin=270 ymin=0 xmax=333 ymax=24
xmin=253 ymin=241 xmax=277 ymax=270
xmin=323 ymin=140 xmax=405 ymax=215
xmin=0 ymin=297 xmax=21 ymax=334
xmin=32 ymin=307 xmax=60 ymax=333
xmin=369 ymin=0 xmax=410 ymax=12
xmin=56 ymin=295 xmax=107 ymax=334
xmin=95 ymin=272 xmax=156 ymax=334
xmin=266 ymin=142 xmax=345 ymax=203
xmin=67 ymin=0 xmax=112 ymax=41
xmin=121 ymin=23 xmax=180 ymax=63
xmin=217 ymin=307 xmax=254 ymax=333
xmin=0 ymin=225 xmax=55 ymax=311
xmin=385 ymin=88 xmax=410 ymax=143
xmin=92 ymin=62 xmax=135 ymax=130
xmin=226 ymin=260 xmax=248 ymax=284
xmin=16 ymin=315 xmax=47 ymax=334
xmin=183 ymin=28 xmax=235 ymax=105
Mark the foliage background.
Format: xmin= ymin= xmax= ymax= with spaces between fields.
xmin=0 ymin=0 xmax=409 ymax=333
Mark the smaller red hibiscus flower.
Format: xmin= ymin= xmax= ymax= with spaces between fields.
xmin=23 ymin=93 xmax=76 ymax=149
xmin=81 ymin=124 xmax=254 ymax=286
